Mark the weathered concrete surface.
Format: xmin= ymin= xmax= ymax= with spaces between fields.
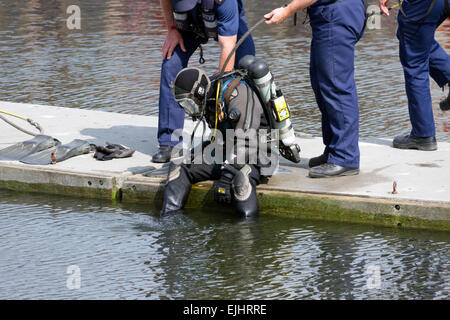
xmin=0 ymin=101 xmax=449 ymax=231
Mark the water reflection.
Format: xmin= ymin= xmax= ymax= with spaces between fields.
xmin=0 ymin=189 xmax=448 ymax=299
xmin=0 ymin=0 xmax=448 ymax=140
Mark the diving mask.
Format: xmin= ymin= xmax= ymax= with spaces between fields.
xmin=176 ymin=97 xmax=202 ymax=117
xmin=172 ymin=67 xmax=211 ymax=118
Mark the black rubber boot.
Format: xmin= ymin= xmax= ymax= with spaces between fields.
xmin=160 ymin=164 xmax=192 ymax=216
xmin=440 ymin=85 xmax=450 ymax=111
xmin=234 ymin=188 xmax=259 ymax=218
xmin=152 ymin=146 xmax=182 ymax=163
xmin=230 ymin=165 xmax=259 ymax=218
xmin=392 ymin=135 xmax=437 ymax=151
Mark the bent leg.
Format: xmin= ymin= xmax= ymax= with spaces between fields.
xmin=429 ymin=40 xmax=450 ymax=88
xmin=161 ymin=163 xmax=219 ymax=215
xmin=397 ymin=16 xmax=437 ymax=137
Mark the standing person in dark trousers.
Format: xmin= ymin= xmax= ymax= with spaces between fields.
xmin=153 ymin=0 xmax=255 ymax=163
xmin=265 ymin=0 xmax=365 ymax=178
xmin=379 ymin=0 xmax=450 ymax=151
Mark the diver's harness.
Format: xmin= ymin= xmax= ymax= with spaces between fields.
xmin=192 ymin=63 xmax=302 ymax=165
xmin=187 ymin=13 xmax=301 ymax=164
xmin=214 ymin=59 xmax=302 ymax=164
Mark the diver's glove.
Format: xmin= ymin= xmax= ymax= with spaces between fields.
xmin=94 ymin=142 xmax=136 ymax=161
xmin=213 ymin=170 xmax=233 ymax=204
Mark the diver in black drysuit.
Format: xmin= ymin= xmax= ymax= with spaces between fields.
xmin=160 ymin=67 xmax=276 ymax=218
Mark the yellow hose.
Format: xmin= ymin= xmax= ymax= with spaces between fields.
xmin=211 ymin=81 xmax=221 ymax=143
xmin=0 ymin=110 xmax=28 ymax=121
xmin=0 ymin=109 xmax=44 ymax=136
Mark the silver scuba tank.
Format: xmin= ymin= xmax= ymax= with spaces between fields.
xmin=238 ymin=55 xmax=301 ymax=163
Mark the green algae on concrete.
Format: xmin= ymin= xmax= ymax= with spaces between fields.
xmin=256 ymin=190 xmax=450 ymax=232
xmin=119 ymin=180 xmax=450 ymax=232
xmin=0 ymin=164 xmax=115 ymax=200
xmin=0 ymin=179 xmax=113 ymax=200
xmin=0 ymin=160 xmax=449 ymax=231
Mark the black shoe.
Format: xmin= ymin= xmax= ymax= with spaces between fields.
xmin=151 ymin=146 xmax=182 ymax=163
xmin=392 ymin=135 xmax=437 ymax=151
xmin=309 ymin=153 xmax=328 ymax=168
xmin=440 ymin=87 xmax=450 ymax=111
xmin=309 ymin=163 xmax=359 ymax=178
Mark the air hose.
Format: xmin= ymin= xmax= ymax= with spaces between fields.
xmin=217 ymin=17 xmax=266 ymax=79
xmin=0 ymin=110 xmax=44 ymax=136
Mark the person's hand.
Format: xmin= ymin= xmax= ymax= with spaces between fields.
xmin=264 ymin=7 xmax=290 ymax=25
xmin=162 ymin=28 xmax=186 ymax=60
xmin=379 ymin=0 xmax=390 ymax=16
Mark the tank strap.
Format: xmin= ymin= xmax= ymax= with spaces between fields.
xmin=223 ymin=78 xmax=242 ymax=106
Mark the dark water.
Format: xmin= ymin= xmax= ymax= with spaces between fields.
xmin=0 ymin=0 xmax=449 ymax=140
xmin=0 ymin=189 xmax=449 ymax=300
xmin=0 ymin=1 xmax=449 ymax=300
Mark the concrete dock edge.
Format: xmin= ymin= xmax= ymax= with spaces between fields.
xmin=0 ymin=102 xmax=449 ymax=232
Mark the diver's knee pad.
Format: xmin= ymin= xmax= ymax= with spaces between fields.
xmin=232 ymin=165 xmax=259 ymax=217
xmin=160 ymin=163 xmax=192 ymax=216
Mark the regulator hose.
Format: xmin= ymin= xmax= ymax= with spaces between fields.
xmin=0 ymin=110 xmax=44 ymax=136
xmin=218 ymin=17 xmax=266 ymax=79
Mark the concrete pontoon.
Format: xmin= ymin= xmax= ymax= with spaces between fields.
xmin=0 ymin=101 xmax=449 ymax=231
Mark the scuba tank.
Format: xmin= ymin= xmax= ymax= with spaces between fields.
xmin=238 ymin=55 xmax=301 ymax=163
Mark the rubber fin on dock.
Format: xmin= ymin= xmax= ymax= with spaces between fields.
xmin=0 ymin=135 xmax=61 ymax=161
xmin=20 ymin=139 xmax=93 ymax=165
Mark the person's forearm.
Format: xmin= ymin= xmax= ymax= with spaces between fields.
xmin=160 ymin=0 xmax=174 ymax=30
xmin=286 ymin=0 xmax=318 ymax=15
xmin=218 ymin=35 xmax=237 ymax=72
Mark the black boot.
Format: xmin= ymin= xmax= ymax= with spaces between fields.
xmin=230 ymin=165 xmax=259 ymax=218
xmin=309 ymin=163 xmax=359 ymax=178
xmin=160 ymin=164 xmax=192 ymax=216
xmin=392 ymin=135 xmax=437 ymax=151
xmin=440 ymin=85 xmax=450 ymax=111
xmin=152 ymin=146 xmax=182 ymax=163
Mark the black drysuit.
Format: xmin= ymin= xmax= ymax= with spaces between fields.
xmin=161 ymin=78 xmax=276 ymax=217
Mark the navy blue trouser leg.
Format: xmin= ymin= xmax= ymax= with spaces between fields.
xmin=309 ymin=0 xmax=365 ymax=168
xmin=158 ymin=33 xmax=199 ymax=148
xmin=397 ymin=0 xmax=450 ymax=138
